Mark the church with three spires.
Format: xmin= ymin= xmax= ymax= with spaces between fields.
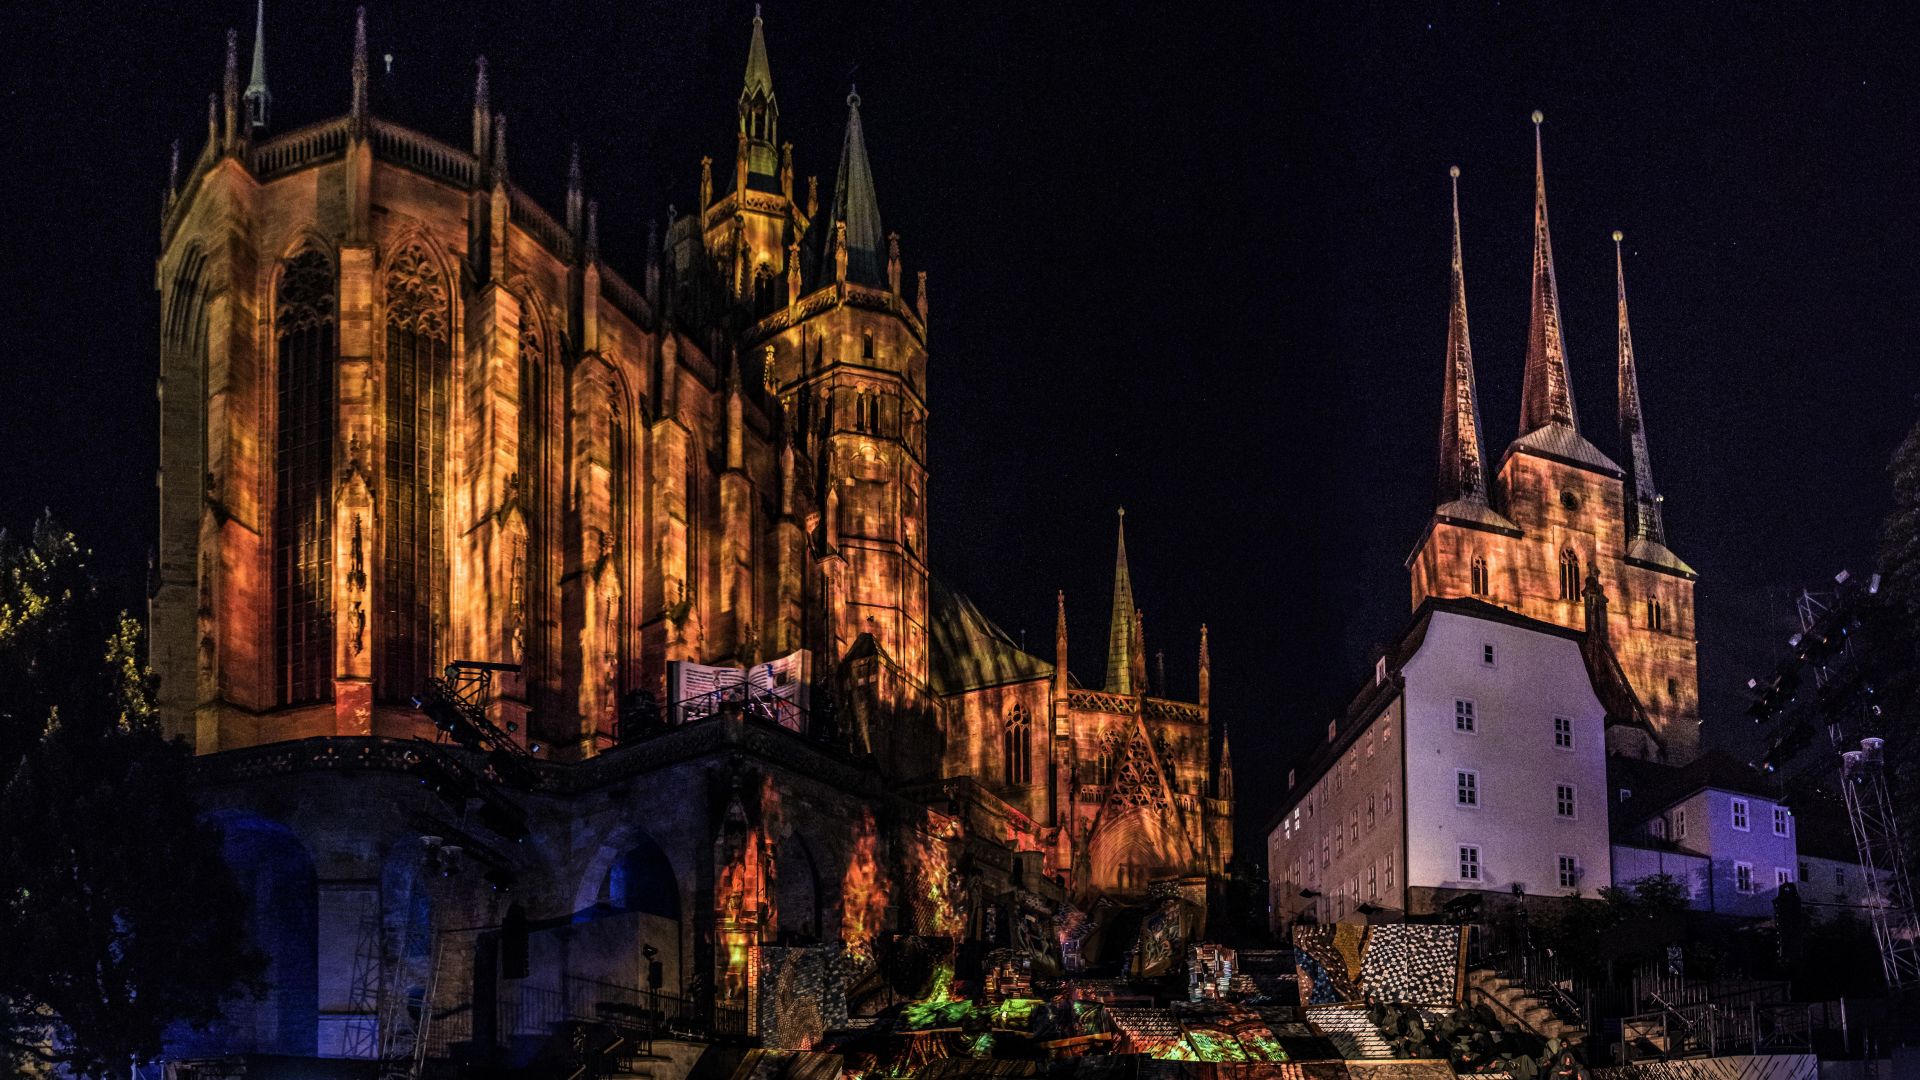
xmin=1409 ymin=112 xmax=1700 ymax=765
xmin=151 ymin=4 xmax=1231 ymax=1059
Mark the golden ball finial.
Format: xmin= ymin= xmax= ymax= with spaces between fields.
xmin=1531 ymin=109 xmax=1544 ymax=125
xmin=1449 ymin=165 xmax=1461 ymax=178
xmin=1612 ymin=229 xmax=1624 ymax=242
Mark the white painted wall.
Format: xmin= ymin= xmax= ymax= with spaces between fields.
xmin=1400 ymin=611 xmax=1613 ymax=899
xmin=1800 ymin=854 xmax=1894 ymax=923
xmin=1267 ymin=695 xmax=1405 ymax=926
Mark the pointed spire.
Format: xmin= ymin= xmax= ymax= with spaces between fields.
xmin=1103 ymin=508 xmax=1137 ymax=695
xmin=1198 ymin=624 xmax=1211 ymax=711
xmin=1519 ymin=110 xmax=1578 ymax=436
xmin=472 ymin=56 xmax=490 ymax=161
xmin=916 ymin=270 xmax=929 ymax=327
xmin=1054 ymin=590 xmax=1071 ymax=699
xmin=350 ymin=7 xmax=368 ymax=129
xmin=1130 ymin=609 xmax=1148 ymax=697
xmin=824 ymin=88 xmax=885 ymax=287
xmin=586 ymin=200 xmax=600 ymax=264
xmin=221 ymin=28 xmax=239 ymax=148
xmin=168 ymin=139 xmax=181 ymax=199
xmin=1616 ymin=231 xmax=1666 ymax=548
xmin=244 ymin=0 xmax=270 ymax=131
xmin=744 ymin=5 xmax=774 ymax=97
xmin=1438 ymin=165 xmax=1493 ymax=510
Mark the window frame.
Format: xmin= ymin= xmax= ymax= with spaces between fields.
xmin=1458 ymin=845 xmax=1481 ymax=882
xmin=1557 ymin=854 xmax=1579 ymax=890
xmin=1555 ymin=783 xmax=1577 ymax=819
xmin=1773 ymin=806 xmax=1791 ymax=837
xmin=1454 ymin=698 xmax=1478 ymax=735
xmin=1731 ymin=797 xmax=1750 ymax=832
xmin=1735 ymin=861 xmax=1755 ymax=894
xmin=1456 ymin=770 xmax=1480 ymax=809
xmin=1554 ymin=716 xmax=1575 ymax=750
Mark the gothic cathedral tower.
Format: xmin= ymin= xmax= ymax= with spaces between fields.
xmin=1407 ymin=116 xmax=1700 ymax=763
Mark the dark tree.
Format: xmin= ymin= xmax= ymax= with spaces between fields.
xmin=0 ymin=516 xmax=261 ymax=1077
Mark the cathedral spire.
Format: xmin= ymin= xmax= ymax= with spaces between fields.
xmin=1054 ymin=589 xmax=1071 ymax=699
xmin=1519 ymin=111 xmax=1578 ymax=436
xmin=244 ymin=0 xmax=270 ymax=131
xmin=1103 ymin=508 xmax=1137 ymax=695
xmin=737 ymin=5 xmax=779 ymax=182
xmin=1617 ymin=231 xmax=1667 ymax=549
xmin=1438 ymin=165 xmax=1492 ymax=511
xmin=822 ymin=88 xmax=885 ymax=287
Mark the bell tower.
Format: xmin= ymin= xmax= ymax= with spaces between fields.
xmin=759 ymin=91 xmax=930 ymax=683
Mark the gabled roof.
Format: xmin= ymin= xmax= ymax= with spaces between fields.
xmin=1611 ymin=750 xmax=1782 ymax=831
xmin=1505 ymin=421 xmax=1621 ymax=476
xmin=927 ymin=577 xmax=1052 ymax=696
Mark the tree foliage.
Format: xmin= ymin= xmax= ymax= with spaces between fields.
xmin=0 ymin=516 xmax=261 ymax=1077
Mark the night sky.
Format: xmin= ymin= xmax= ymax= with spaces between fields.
xmin=3 ymin=2 xmax=1916 ymax=853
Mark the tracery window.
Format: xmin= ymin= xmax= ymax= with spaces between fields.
xmin=1003 ymin=705 xmax=1032 ymax=786
xmin=1559 ymin=548 xmax=1581 ymax=601
xmin=274 ymin=249 xmax=336 ymax=705
xmin=1470 ymin=554 xmax=1489 ymax=596
xmin=377 ymin=244 xmax=449 ymax=703
xmin=516 ymin=310 xmax=546 ymax=668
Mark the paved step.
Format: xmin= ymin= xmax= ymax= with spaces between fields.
xmin=1305 ymin=1004 xmax=1394 ymax=1060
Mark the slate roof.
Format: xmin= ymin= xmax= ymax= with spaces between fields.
xmin=927 ymin=577 xmax=1053 ymax=696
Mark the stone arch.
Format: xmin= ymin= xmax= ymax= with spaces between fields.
xmin=1087 ymin=807 xmax=1181 ymax=898
xmin=195 ymin=810 xmax=319 ymax=1056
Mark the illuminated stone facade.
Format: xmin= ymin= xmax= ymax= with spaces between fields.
xmin=149 ymin=14 xmax=1230 ymax=1056
xmin=1407 ymin=126 xmax=1699 ymax=764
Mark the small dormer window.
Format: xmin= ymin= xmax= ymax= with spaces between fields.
xmin=1374 ymin=655 xmax=1388 ymax=684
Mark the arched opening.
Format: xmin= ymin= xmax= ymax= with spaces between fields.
xmin=377 ymin=243 xmax=451 ymax=703
xmin=604 ymin=833 xmax=681 ymax=920
xmin=1559 ymin=548 xmax=1581 ymax=602
xmin=1470 ymin=554 xmax=1489 ymax=597
xmin=172 ymin=813 xmax=318 ymax=1056
xmin=274 ymin=249 xmax=336 ymax=706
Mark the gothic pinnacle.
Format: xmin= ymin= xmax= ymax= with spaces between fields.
xmin=472 ymin=56 xmax=490 ymax=159
xmin=244 ymin=0 xmax=271 ymax=131
xmin=350 ymin=7 xmax=368 ymax=127
xmin=222 ymin=28 xmax=239 ymax=148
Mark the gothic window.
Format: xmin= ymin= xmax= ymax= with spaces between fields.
xmin=753 ymin=262 xmax=775 ymax=317
xmin=378 ymin=244 xmax=450 ymax=703
xmin=1470 ymin=555 xmax=1489 ymax=596
xmin=1003 ymin=705 xmax=1032 ymax=786
xmin=1559 ymin=548 xmax=1581 ymax=601
xmin=608 ymin=399 xmax=630 ymax=692
xmin=274 ymin=249 xmax=336 ymax=706
xmin=1647 ymin=598 xmax=1667 ymax=631
xmin=862 ymin=330 xmax=875 ymax=360
xmin=517 ymin=310 xmax=546 ymax=668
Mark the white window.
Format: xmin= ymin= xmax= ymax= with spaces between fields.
xmin=1455 ymin=699 xmax=1477 ymax=733
xmin=1648 ymin=818 xmax=1667 ymax=840
xmin=1367 ymin=863 xmax=1378 ymax=900
xmin=1385 ymin=850 xmax=1395 ymax=890
xmin=1459 ymin=845 xmax=1481 ymax=882
xmin=1675 ymin=808 xmax=1687 ymax=840
xmin=1775 ymin=867 xmax=1792 ymax=891
xmin=1366 ymin=795 xmax=1376 ymax=831
xmin=1375 ymin=655 xmax=1388 ymax=684
xmin=1327 ymin=719 xmax=1338 ymax=742
xmin=1349 ymin=809 xmax=1359 ymax=843
xmin=1732 ymin=798 xmax=1750 ymax=832
xmin=1618 ymin=787 xmax=1632 ymax=803
xmin=1383 ymin=788 xmax=1393 ymax=816
xmin=1554 ymin=716 xmax=1574 ymax=750
xmin=1773 ymin=806 xmax=1790 ymax=837
xmin=1558 ymin=855 xmax=1579 ymax=889
xmin=1320 ymin=837 xmax=1329 ymax=868
xmin=1556 ymin=783 xmax=1577 ymax=819
xmin=1736 ymin=862 xmax=1755 ymax=894
xmin=1457 ymin=770 xmax=1480 ymax=808
xmin=1482 ymin=643 xmax=1496 ymax=667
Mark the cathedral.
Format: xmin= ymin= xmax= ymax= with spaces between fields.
xmin=1407 ymin=115 xmax=1700 ymax=764
xmin=150 ymin=4 xmax=1231 ymax=1061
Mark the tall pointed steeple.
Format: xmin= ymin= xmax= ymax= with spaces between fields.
xmin=816 ymin=88 xmax=885 ymax=288
xmin=1055 ymin=590 xmax=1071 ymax=699
xmin=1615 ymin=233 xmax=1692 ymax=574
xmin=1519 ymin=111 xmax=1578 ymax=437
xmin=737 ymin=5 xmax=780 ymax=183
xmin=1437 ymin=166 xmax=1494 ymax=513
xmin=244 ymin=0 xmax=270 ymax=131
xmin=1104 ymin=508 xmax=1137 ymax=695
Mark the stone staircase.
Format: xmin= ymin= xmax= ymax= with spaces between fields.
xmin=1466 ymin=968 xmax=1584 ymax=1044
xmin=1304 ymin=1003 xmax=1394 ymax=1059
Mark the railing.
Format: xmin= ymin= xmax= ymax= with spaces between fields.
xmin=495 ymin=979 xmax=746 ymax=1044
xmin=369 ymin=119 xmax=478 ymax=188
xmin=1621 ymin=1001 xmax=1814 ymax=1062
xmin=598 ymin=263 xmax=653 ymax=328
xmin=250 ymin=117 xmax=351 ymax=179
xmin=1068 ymin=689 xmax=1136 ymax=716
xmin=511 ymin=187 xmax=575 ymax=263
